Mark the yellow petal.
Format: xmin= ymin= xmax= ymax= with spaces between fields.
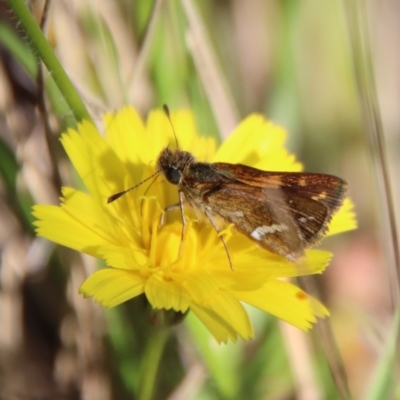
xmin=145 ymin=110 xmax=175 ymax=159
xmin=145 ymin=271 xmax=191 ymax=313
xmin=80 ymin=268 xmax=145 ymax=307
xmin=213 ymin=114 xmax=302 ymax=171
xmin=328 ymin=198 xmax=357 ymax=236
xmin=179 ymin=271 xmax=220 ymax=300
xmin=191 ymin=291 xmax=254 ymax=343
xmin=233 ymin=280 xmax=328 ymax=331
xmin=60 ymin=187 xmax=119 ymax=241
xmin=33 ymin=204 xmax=110 ymax=257
xmin=104 ymin=106 xmax=149 ymax=166
xmin=97 ymin=244 xmax=148 ymax=270
xmin=214 ymin=249 xmax=332 ymax=284
xmin=61 ymin=122 xmax=128 ymax=201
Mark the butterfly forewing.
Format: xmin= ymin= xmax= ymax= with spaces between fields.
xmin=213 ymin=163 xmax=346 ymax=207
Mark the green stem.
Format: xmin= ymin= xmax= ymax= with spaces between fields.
xmin=366 ymin=303 xmax=400 ymax=400
xmin=137 ymin=327 xmax=170 ymax=400
xmin=7 ymin=0 xmax=93 ymax=124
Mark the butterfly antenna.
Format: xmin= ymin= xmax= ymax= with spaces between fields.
xmin=163 ymin=104 xmax=179 ymax=149
xmin=108 ymin=170 xmax=161 ymax=203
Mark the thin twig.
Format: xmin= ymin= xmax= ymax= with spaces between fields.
xmin=344 ymin=0 xmax=400 ymax=395
xmin=280 ymin=321 xmax=322 ymax=400
xmin=181 ymin=0 xmax=239 ymax=138
xmin=344 ymin=0 xmax=400 ymax=307
xmin=128 ymin=0 xmax=164 ymax=98
xmin=298 ymin=276 xmax=352 ymax=400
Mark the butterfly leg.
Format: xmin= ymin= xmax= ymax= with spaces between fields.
xmin=178 ymin=190 xmax=186 ymax=257
xmin=204 ymin=209 xmax=234 ymax=271
xmin=159 ymin=203 xmax=180 ymax=227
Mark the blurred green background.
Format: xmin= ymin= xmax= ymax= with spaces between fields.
xmin=0 ymin=0 xmax=398 ymax=399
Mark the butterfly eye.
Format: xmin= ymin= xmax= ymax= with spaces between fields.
xmin=165 ymin=167 xmax=182 ymax=185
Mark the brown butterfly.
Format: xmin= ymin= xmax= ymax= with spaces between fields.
xmin=109 ymin=106 xmax=347 ymax=268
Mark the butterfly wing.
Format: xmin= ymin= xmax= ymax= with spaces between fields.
xmin=212 ymin=163 xmax=347 ymax=212
xmin=195 ymin=164 xmax=347 ymax=260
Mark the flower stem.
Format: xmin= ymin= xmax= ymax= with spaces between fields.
xmin=137 ymin=327 xmax=170 ymax=400
xmin=7 ymin=0 xmax=93 ymax=124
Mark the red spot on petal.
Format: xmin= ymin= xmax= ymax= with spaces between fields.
xmin=296 ymin=291 xmax=308 ymax=300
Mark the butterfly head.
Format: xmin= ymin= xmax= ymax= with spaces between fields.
xmin=157 ymin=148 xmax=195 ymax=185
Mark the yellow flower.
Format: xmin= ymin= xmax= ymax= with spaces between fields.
xmin=32 ymin=107 xmax=356 ymax=343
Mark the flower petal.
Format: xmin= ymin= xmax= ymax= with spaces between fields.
xmin=80 ymin=268 xmax=145 ymax=307
xmin=213 ymin=114 xmax=302 ymax=171
xmin=61 ymin=121 xmax=129 ymax=201
xmin=97 ymin=245 xmax=148 ymax=270
xmin=33 ymin=204 xmax=110 ymax=257
xmin=179 ymin=271 xmax=220 ymax=300
xmin=104 ymin=107 xmax=148 ymax=167
xmin=327 ymin=198 xmax=357 ymax=236
xmin=233 ymin=280 xmax=328 ymax=331
xmin=60 ymin=187 xmax=119 ymax=241
xmin=191 ymin=291 xmax=254 ymax=343
xmin=145 ymin=271 xmax=191 ymax=313
xmin=208 ymin=246 xmax=331 ymax=293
